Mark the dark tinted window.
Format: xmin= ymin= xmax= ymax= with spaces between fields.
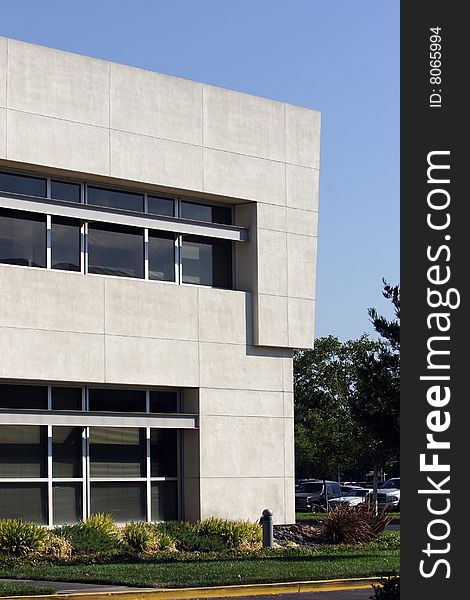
xmin=151 ymin=481 xmax=178 ymax=521
xmin=51 ymin=217 xmax=81 ymax=271
xmin=52 ymin=427 xmax=82 ymax=478
xmin=148 ymin=232 xmax=175 ymax=281
xmin=0 ymin=209 xmax=46 ymax=268
xmin=150 ymin=429 xmax=177 ymax=477
xmin=0 ymin=483 xmax=47 ymax=524
xmin=150 ymin=391 xmax=178 ymax=413
xmin=89 ymin=389 xmax=146 ymax=413
xmin=89 ymin=427 xmax=146 ymax=478
xmin=0 ymin=172 xmax=46 ymax=197
xmin=181 ymin=201 xmax=231 ymax=225
xmin=88 ymin=223 xmax=143 ymax=278
xmin=182 ymin=235 xmax=232 ymax=288
xmin=299 ymin=482 xmax=323 ymax=493
xmin=90 ymin=482 xmax=145 ymax=522
xmin=52 ymin=387 xmax=82 ymax=411
xmin=51 ymin=180 xmax=81 ymax=203
xmin=0 ymin=384 xmax=48 ymax=410
xmin=53 ymin=484 xmax=82 ymax=524
xmin=0 ymin=425 xmax=47 ymax=478
xmin=148 ymin=196 xmax=174 ymax=217
xmin=87 ymin=187 xmax=143 ymax=212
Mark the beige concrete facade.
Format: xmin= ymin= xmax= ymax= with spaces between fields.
xmin=0 ymin=37 xmax=320 ymax=524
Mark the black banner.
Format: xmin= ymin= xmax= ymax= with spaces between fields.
xmin=401 ymin=2 xmax=466 ymax=596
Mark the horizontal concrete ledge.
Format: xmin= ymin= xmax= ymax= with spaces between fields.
xmin=0 ymin=193 xmax=249 ymax=242
xmin=0 ymin=578 xmax=382 ymax=600
xmin=0 ymin=410 xmax=198 ymax=429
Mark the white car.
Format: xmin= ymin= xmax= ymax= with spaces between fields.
xmin=328 ymin=488 xmax=371 ymax=509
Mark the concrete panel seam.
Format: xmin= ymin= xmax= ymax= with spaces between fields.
xmin=6 ymin=107 xmax=110 ymax=132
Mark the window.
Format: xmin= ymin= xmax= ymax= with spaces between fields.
xmin=52 ymin=387 xmax=82 ymax=411
xmin=88 ymin=223 xmax=144 ymax=278
xmin=148 ymin=196 xmax=174 ymax=217
xmin=148 ymin=231 xmax=175 ymax=281
xmin=88 ymin=389 xmax=146 ymax=413
xmin=88 ymin=186 xmax=144 ymax=212
xmin=0 ymin=426 xmax=47 ymax=478
xmin=182 ymin=235 xmax=232 ymax=288
xmin=181 ymin=201 xmax=231 ymax=225
xmin=0 ymin=384 xmax=183 ymax=524
xmin=0 ymin=384 xmax=48 ymax=410
xmin=51 ymin=217 xmax=81 ymax=271
xmin=89 ymin=427 xmax=146 ymax=478
xmin=0 ymin=171 xmax=46 ymax=197
xmin=51 ymin=180 xmax=81 ymax=203
xmin=0 ymin=209 xmax=46 ymax=268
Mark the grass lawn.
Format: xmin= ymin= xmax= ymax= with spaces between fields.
xmin=0 ymin=583 xmax=55 ymax=596
xmin=0 ymin=537 xmax=399 ymax=589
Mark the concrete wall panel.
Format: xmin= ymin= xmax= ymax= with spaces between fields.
xmin=8 ymin=39 xmax=109 ymax=127
xmin=203 ymin=85 xmax=285 ymax=161
xmin=0 ymin=38 xmax=6 ymax=108
xmin=288 ymin=297 xmax=315 ymax=348
xmin=199 ymin=415 xmax=285 ymax=478
xmin=256 ymin=228 xmax=287 ymax=296
xmin=286 ymin=164 xmax=319 ymax=211
xmin=110 ymin=129 xmax=203 ymax=191
xmin=199 ymin=476 xmax=285 ymax=524
xmin=287 ymin=233 xmax=317 ymax=300
xmin=256 ymin=294 xmax=288 ymax=347
xmin=199 ymin=388 xmax=284 ymax=418
xmin=203 ymin=148 xmax=285 ymax=205
xmin=111 ymin=64 xmax=202 ymax=146
xmin=0 ymin=266 xmax=105 ymax=334
xmin=105 ymin=335 xmax=199 ymax=387
xmin=0 ymin=326 xmax=105 ymax=382
xmin=7 ymin=111 xmax=109 ymax=174
xmin=286 ymin=104 xmax=321 ymax=168
xmin=104 ymin=278 xmax=198 ymax=341
xmin=287 ymin=208 xmax=318 ymax=237
xmin=0 ymin=108 xmax=5 ymax=158
xmin=198 ymin=287 xmax=251 ymax=345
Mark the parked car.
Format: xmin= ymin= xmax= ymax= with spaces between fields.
xmin=377 ymin=477 xmax=400 ymax=510
xmin=295 ymin=480 xmax=342 ymax=512
xmin=340 ymin=484 xmax=363 ymax=495
xmin=329 ymin=488 xmax=371 ymax=509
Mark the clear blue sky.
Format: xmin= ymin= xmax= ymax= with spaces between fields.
xmin=1 ymin=0 xmax=399 ymax=341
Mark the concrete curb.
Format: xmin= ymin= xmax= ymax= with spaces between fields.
xmin=1 ymin=578 xmax=382 ymax=599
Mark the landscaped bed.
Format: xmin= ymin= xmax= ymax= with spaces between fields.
xmin=0 ymin=510 xmax=399 ymax=591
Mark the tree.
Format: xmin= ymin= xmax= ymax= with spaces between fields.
xmin=349 ymin=280 xmax=400 ymax=501
xmin=294 ymin=335 xmax=379 ymax=480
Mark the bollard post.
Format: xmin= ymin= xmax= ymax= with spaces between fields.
xmin=262 ymin=508 xmax=273 ymax=548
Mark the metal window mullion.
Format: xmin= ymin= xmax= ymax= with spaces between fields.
xmin=83 ymin=222 xmax=89 ymax=274
xmin=144 ymin=229 xmax=149 ymax=280
xmin=80 ymin=221 xmax=86 ymax=275
xmin=46 ymin=215 xmax=52 ymax=270
xmin=47 ymin=423 xmax=53 ymax=527
xmin=146 ymin=427 xmax=151 ymax=522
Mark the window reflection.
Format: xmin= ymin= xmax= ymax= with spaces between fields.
xmin=88 ymin=223 xmax=143 ymax=278
xmin=0 ymin=209 xmax=46 ymax=268
xmin=182 ymin=235 xmax=232 ymax=289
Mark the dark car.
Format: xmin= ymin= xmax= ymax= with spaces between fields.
xmin=295 ymin=480 xmax=342 ymax=512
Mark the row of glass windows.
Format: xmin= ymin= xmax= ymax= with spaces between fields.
xmin=0 ymin=384 xmax=179 ymax=413
xmin=0 ymin=481 xmax=176 ymax=526
xmin=0 ymin=170 xmax=232 ymax=224
xmin=0 ymin=209 xmax=233 ymax=287
xmin=0 ymin=425 xmax=177 ymax=479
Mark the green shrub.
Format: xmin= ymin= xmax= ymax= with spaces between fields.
xmin=43 ymin=532 xmax=72 ymax=558
xmin=81 ymin=513 xmax=118 ymax=537
xmin=0 ymin=519 xmax=48 ymax=556
xmin=153 ymin=521 xmax=225 ymax=552
xmin=123 ymin=522 xmax=158 ymax=553
xmin=54 ymin=524 xmax=118 ymax=554
xmin=320 ymin=507 xmax=371 ymax=544
xmin=370 ymin=576 xmax=400 ymax=599
xmin=356 ymin=504 xmax=391 ymax=536
xmin=196 ymin=517 xmax=262 ymax=549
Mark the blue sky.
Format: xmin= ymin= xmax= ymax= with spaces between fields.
xmin=1 ymin=0 xmax=399 ymax=341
